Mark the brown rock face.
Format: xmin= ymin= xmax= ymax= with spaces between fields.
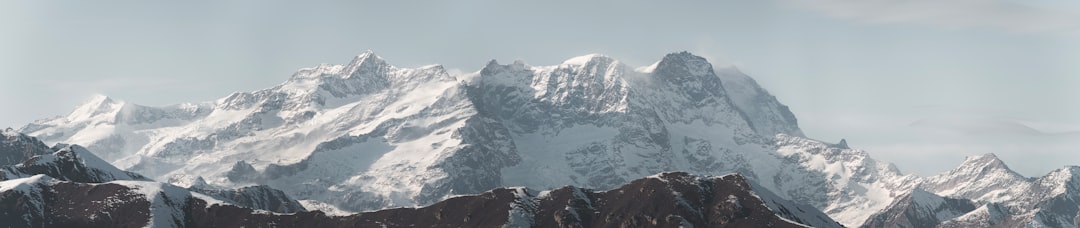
xmin=182 ymin=172 xmax=825 ymax=227
xmin=533 ymin=172 xmax=812 ymax=228
xmin=0 ymin=181 xmax=152 ymax=228
xmin=2 ymin=172 xmax=831 ymax=227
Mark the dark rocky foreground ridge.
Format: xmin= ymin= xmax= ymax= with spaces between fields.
xmin=3 ymin=172 xmax=836 ymax=227
xmin=186 ymin=172 xmax=838 ymax=227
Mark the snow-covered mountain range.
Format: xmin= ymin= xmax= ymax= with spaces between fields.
xmin=0 ymin=129 xmax=839 ymax=227
xmin=0 ymin=129 xmax=308 ymax=226
xmin=861 ymin=154 xmax=1080 ymax=227
xmin=15 ymin=51 xmax=1079 ymax=227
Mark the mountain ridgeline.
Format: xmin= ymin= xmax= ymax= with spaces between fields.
xmin=9 ymin=51 xmax=1080 ymax=227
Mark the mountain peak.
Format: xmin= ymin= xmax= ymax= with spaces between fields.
xmin=653 ymin=51 xmax=715 ymax=77
xmin=78 ymin=94 xmax=119 ymax=108
xmin=353 ymin=49 xmax=378 ymax=60
xmin=919 ymin=152 xmax=1035 ymax=209
xmin=1 ymin=143 xmax=148 ymax=183
xmin=479 ymin=58 xmax=530 ymax=77
xmin=66 ymin=94 xmax=124 ymax=121
xmin=349 ymin=50 xmax=385 ymax=64
xmin=958 ymin=153 xmax=1008 ymax=170
xmin=560 ymin=53 xmax=615 ymax=66
xmin=659 ymin=51 xmax=708 ymax=65
xmin=0 ymin=129 xmax=54 ymax=167
xmin=862 ymin=187 xmax=977 ymax=228
xmin=944 ymin=153 xmax=1027 ymax=179
xmin=85 ymin=94 xmax=114 ymax=104
xmin=343 ymin=50 xmax=389 ymax=78
xmin=662 ymin=50 xmax=700 ymax=59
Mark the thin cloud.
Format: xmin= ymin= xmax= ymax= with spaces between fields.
xmin=41 ymin=77 xmax=180 ymax=91
xmin=782 ymin=0 xmax=1080 ymax=33
xmin=909 ymin=116 xmax=1080 ymax=137
xmin=908 ymin=104 xmax=1080 ymax=137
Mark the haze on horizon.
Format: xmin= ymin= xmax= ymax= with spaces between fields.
xmin=1 ymin=0 xmax=1078 ymax=177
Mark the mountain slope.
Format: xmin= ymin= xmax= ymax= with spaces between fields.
xmin=188 ymin=185 xmax=306 ymax=213
xmin=863 ymin=154 xmax=1080 ymax=227
xmin=714 ymin=67 xmax=804 ymax=138
xmin=922 ymin=154 xmax=1031 ymax=205
xmin=0 ymin=144 xmax=148 ymax=182
xmin=0 ymin=174 xmax=186 ymax=227
xmin=0 ymin=128 xmax=53 ymax=166
xmin=860 ymin=188 xmax=976 ymax=228
xmin=20 ymin=51 xmax=922 ymax=226
xmin=938 ymin=203 xmax=1009 ymax=228
xmin=1 ymin=171 xmax=838 ymax=227
xmin=0 ymin=132 xmax=305 ymax=215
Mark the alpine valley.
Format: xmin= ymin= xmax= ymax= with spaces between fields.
xmin=5 ymin=51 xmax=1078 ymax=227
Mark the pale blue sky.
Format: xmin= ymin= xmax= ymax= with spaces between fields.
xmin=2 ymin=0 xmax=1078 ymax=176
